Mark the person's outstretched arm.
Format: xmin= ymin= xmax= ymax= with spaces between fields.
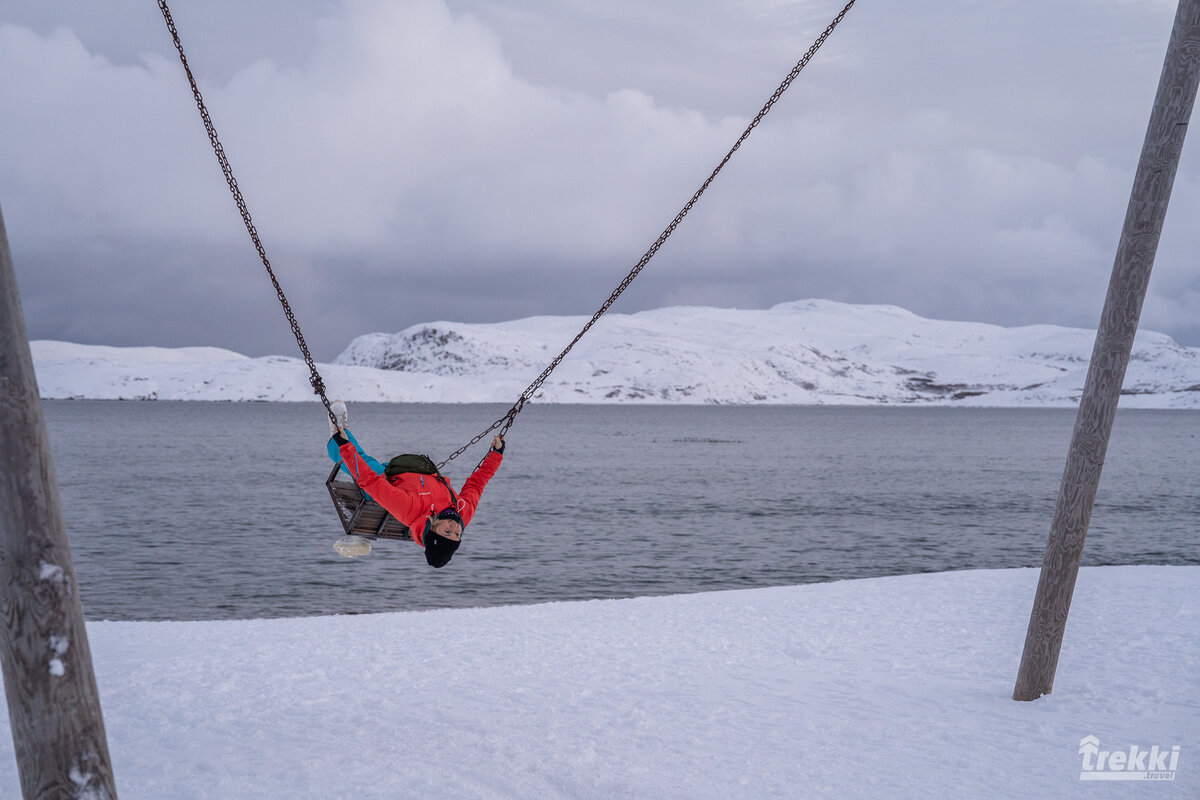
xmin=457 ymin=436 xmax=505 ymax=524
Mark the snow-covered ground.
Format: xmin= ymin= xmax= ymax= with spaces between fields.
xmin=0 ymin=566 xmax=1193 ymax=798
xmin=31 ymin=300 xmax=1200 ymax=407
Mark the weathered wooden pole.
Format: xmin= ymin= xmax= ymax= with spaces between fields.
xmin=0 ymin=206 xmax=118 ymax=795
xmin=1013 ymin=0 xmax=1200 ymax=701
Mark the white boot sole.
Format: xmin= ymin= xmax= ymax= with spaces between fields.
xmin=333 ymin=536 xmax=372 ymax=558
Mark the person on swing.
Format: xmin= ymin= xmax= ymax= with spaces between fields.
xmin=326 ymin=400 xmax=505 ymax=568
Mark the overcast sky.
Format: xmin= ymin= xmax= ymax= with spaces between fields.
xmin=2 ymin=0 xmax=1197 ymax=359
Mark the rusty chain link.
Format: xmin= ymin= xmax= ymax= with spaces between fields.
xmin=440 ymin=0 xmax=857 ymax=468
xmin=157 ymin=0 xmax=337 ymax=429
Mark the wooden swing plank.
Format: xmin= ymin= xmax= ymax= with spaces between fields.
xmin=326 ymin=464 xmax=414 ymax=541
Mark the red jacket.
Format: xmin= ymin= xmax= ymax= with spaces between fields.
xmin=337 ymin=443 xmax=503 ymax=546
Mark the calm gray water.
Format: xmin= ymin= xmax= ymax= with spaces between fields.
xmin=42 ymin=401 xmax=1199 ymax=621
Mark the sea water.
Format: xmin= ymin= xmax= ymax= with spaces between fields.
xmin=42 ymin=401 xmax=1199 ymax=620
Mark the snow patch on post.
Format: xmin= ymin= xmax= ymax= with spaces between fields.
xmin=48 ymin=634 xmax=70 ymax=677
xmin=39 ymin=561 xmax=65 ymax=582
xmin=69 ymin=763 xmax=111 ymax=800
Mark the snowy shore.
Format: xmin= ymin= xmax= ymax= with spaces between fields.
xmin=0 ymin=566 xmax=1194 ymax=798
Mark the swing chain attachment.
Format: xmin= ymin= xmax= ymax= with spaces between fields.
xmin=157 ymin=0 xmax=338 ymax=429
xmin=435 ymin=400 xmax=522 ymax=470
xmin=439 ymin=0 xmax=857 ymax=466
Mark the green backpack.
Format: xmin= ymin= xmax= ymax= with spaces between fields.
xmin=384 ymin=453 xmax=440 ymax=478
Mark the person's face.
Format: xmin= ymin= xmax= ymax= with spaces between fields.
xmin=431 ymin=517 xmax=463 ymax=541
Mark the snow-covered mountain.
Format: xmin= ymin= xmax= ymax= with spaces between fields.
xmin=32 ymin=300 xmax=1200 ymax=407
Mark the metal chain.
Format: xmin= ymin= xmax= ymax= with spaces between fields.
xmin=440 ymin=0 xmax=857 ymax=467
xmin=157 ymin=0 xmax=337 ymax=428
xmin=157 ymin=0 xmax=854 ymax=464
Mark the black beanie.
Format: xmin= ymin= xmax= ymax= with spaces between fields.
xmin=424 ymin=529 xmax=461 ymax=568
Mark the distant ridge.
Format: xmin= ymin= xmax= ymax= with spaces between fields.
xmin=32 ymin=300 xmax=1200 ymax=407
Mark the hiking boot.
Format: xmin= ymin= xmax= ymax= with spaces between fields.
xmin=329 ymin=399 xmax=349 ymax=437
xmin=333 ymin=535 xmax=371 ymax=558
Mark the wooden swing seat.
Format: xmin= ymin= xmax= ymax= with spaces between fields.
xmin=325 ymin=462 xmax=414 ymax=541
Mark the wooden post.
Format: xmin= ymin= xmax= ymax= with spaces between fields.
xmin=0 ymin=206 xmax=118 ymax=795
xmin=1013 ymin=0 xmax=1200 ymax=701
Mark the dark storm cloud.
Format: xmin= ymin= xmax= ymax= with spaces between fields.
xmin=2 ymin=0 xmax=1197 ymax=359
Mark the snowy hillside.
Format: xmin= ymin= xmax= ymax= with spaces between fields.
xmin=32 ymin=300 xmax=1200 ymax=407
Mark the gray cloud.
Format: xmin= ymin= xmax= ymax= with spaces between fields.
xmin=3 ymin=0 xmax=1198 ymax=361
